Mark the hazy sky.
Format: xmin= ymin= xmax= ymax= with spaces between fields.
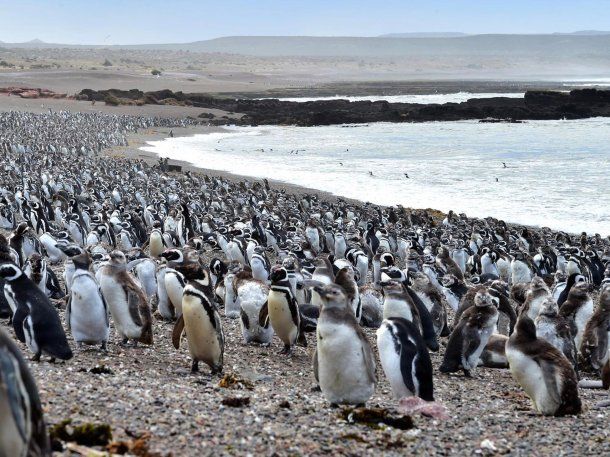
xmin=1 ymin=0 xmax=609 ymax=44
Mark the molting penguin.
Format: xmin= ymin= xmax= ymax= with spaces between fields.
xmin=478 ymin=334 xmax=509 ymax=369
xmin=377 ymin=317 xmax=434 ymax=401
xmin=334 ymin=266 xmax=361 ymax=322
xmin=0 ymin=327 xmax=50 ymax=456
xmin=535 ymin=297 xmax=578 ymax=371
xmin=556 ymin=273 xmax=587 ymax=307
xmin=66 ymin=251 xmax=110 ymax=351
xmin=506 ymin=316 xmax=582 ymax=416
xmin=0 ymin=263 xmax=73 ymax=362
xmin=98 ymin=251 xmax=153 ymax=346
xmin=172 ymin=255 xmax=224 ymax=374
xmin=440 ymin=289 xmax=499 ymax=376
xmin=267 ymin=266 xmax=301 ymax=354
xmin=580 ymin=285 xmax=610 ymax=372
xmin=314 ymin=284 xmax=375 ymax=406
xmin=558 ymin=281 xmax=594 ymax=351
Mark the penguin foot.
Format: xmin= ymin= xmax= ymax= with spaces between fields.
xmin=31 ymin=352 xmax=41 ymax=362
xmin=48 ymin=357 xmax=56 ymax=364
xmin=100 ymin=341 xmax=108 ymax=352
xmin=311 ymin=385 xmax=321 ymax=392
xmin=462 ymin=369 xmax=473 ymax=378
xmin=278 ymin=344 xmax=293 ymax=355
xmin=191 ymin=360 xmax=199 ymax=373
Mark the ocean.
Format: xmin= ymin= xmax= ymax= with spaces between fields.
xmin=142 ymin=117 xmax=610 ymax=236
xmin=259 ymin=92 xmax=525 ymax=104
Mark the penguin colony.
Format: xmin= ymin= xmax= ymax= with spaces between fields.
xmin=0 ymin=110 xmax=609 ymax=454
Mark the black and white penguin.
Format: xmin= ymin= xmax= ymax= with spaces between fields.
xmin=314 ymin=284 xmax=376 ymax=406
xmin=0 ymin=327 xmax=50 ymax=456
xmin=556 ymin=273 xmax=587 ymax=306
xmin=506 ymin=316 xmax=582 ymax=416
xmin=359 ymin=284 xmax=384 ymax=328
xmin=267 ymin=266 xmax=301 ymax=354
xmin=377 ymin=317 xmax=434 ymax=401
xmin=23 ymin=253 xmax=64 ymax=300
xmin=98 ymin=251 xmax=153 ymax=346
xmin=172 ymin=255 xmax=224 ymax=374
xmin=148 ymin=223 xmax=166 ymax=258
xmin=535 ymin=297 xmax=578 ymax=370
xmin=0 ymin=263 xmax=73 ymax=362
xmin=440 ymin=289 xmax=499 ymax=376
xmin=520 ymin=276 xmax=550 ymax=321
xmin=334 ymin=266 xmax=361 ymax=322
xmin=66 ymin=251 xmax=109 ymax=351
xmin=408 ymin=271 xmax=448 ymax=338
xmin=436 ymin=246 xmax=464 ymax=282
xmin=580 ymin=285 xmax=610 ymax=372
xmin=558 ymin=281 xmax=594 ymax=351
xmin=159 ymin=249 xmax=186 ymax=317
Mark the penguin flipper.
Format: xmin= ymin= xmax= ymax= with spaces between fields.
xmin=602 ymin=359 xmax=610 ymax=390
xmin=65 ymin=294 xmax=72 ymax=331
xmin=461 ymin=325 xmax=483 ymax=370
xmin=172 ymin=314 xmax=185 ymax=349
xmin=361 ymin=340 xmax=376 ymax=385
xmin=537 ymin=358 xmax=562 ymax=407
xmin=313 ymin=348 xmax=319 ymax=384
xmin=258 ymin=301 xmax=270 ymax=328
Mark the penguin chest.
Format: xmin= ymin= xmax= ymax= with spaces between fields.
xmin=268 ymin=290 xmax=297 ymax=345
xmin=149 ymin=233 xmax=163 ymax=257
xmin=164 ymin=272 xmax=184 ymax=315
xmin=317 ymin=321 xmax=373 ymax=404
xmin=182 ymin=296 xmax=221 ymax=363
xmin=70 ymin=276 xmax=109 ymax=342
xmin=100 ymin=278 xmax=141 ymax=338
xmin=506 ymin=346 xmax=559 ymax=414
xmin=574 ymin=300 xmax=594 ymax=347
xmin=511 ymin=261 xmax=531 ymax=283
xmin=383 ymin=297 xmax=413 ymax=322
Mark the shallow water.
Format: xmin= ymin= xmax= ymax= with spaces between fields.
xmin=142 ymin=118 xmax=610 ymax=235
xmin=260 ymin=92 xmax=524 ymax=104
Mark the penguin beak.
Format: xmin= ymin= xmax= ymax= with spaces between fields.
xmin=313 ymin=285 xmax=327 ymax=297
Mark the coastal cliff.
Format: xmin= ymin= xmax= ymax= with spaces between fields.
xmin=77 ymin=88 xmax=610 ymax=126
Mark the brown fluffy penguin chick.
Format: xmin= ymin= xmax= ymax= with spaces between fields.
xmin=506 ymin=316 xmax=582 ymax=416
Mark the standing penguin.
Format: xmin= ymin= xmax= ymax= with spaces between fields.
xmin=559 ymin=281 xmax=594 ymax=351
xmin=440 ymin=289 xmax=499 ymax=376
xmin=377 ymin=317 xmax=434 ymax=401
xmin=580 ymin=285 xmax=610 ymax=372
xmin=172 ymin=254 xmax=224 ymax=374
xmin=535 ymin=297 xmax=578 ymax=371
xmin=334 ymin=266 xmax=361 ymax=322
xmin=267 ymin=266 xmax=301 ymax=354
xmin=0 ymin=327 xmax=50 ymax=456
xmin=66 ymin=251 xmax=110 ymax=351
xmin=314 ymin=284 xmax=376 ymax=406
xmin=98 ymin=251 xmax=153 ymax=346
xmin=506 ymin=316 xmax=582 ymax=416
xmin=0 ymin=263 xmax=73 ymax=362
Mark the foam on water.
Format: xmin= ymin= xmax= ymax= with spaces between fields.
xmin=142 ymin=118 xmax=610 ymax=235
xmin=261 ymin=92 xmax=524 ymax=104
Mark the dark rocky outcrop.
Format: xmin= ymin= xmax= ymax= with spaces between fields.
xmin=77 ymin=88 xmax=610 ymax=126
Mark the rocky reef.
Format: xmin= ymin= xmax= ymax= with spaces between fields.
xmin=76 ymin=88 xmax=610 ymax=126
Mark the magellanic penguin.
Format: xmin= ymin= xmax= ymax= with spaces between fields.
xmin=558 ymin=281 xmax=594 ymax=351
xmin=0 ymin=327 xmax=51 ymax=456
xmin=440 ymin=288 xmax=499 ymax=377
xmin=98 ymin=251 xmax=153 ymax=346
xmin=314 ymin=284 xmax=376 ymax=406
xmin=267 ymin=266 xmax=302 ymax=354
xmin=0 ymin=263 xmax=73 ymax=362
xmin=334 ymin=266 xmax=361 ymax=322
xmin=172 ymin=253 xmax=224 ymax=375
xmin=519 ymin=276 xmax=550 ymax=321
xmin=159 ymin=249 xmax=186 ymax=318
xmin=377 ymin=317 xmax=434 ymax=401
xmin=478 ymin=334 xmax=509 ymax=369
xmin=535 ymin=297 xmax=578 ymax=371
xmin=580 ymin=285 xmax=610 ymax=372
xmin=65 ymin=251 xmax=110 ymax=351
xmin=148 ymin=222 xmax=166 ymax=258
xmin=506 ymin=316 xmax=582 ymax=416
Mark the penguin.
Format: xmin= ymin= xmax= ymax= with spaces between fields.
xmin=126 ymin=249 xmax=157 ymax=301
xmin=520 ymin=276 xmax=550 ymax=321
xmin=159 ymin=249 xmax=186 ymax=317
xmin=506 ymin=316 xmax=582 ymax=416
xmin=478 ymin=334 xmax=509 ymax=369
xmin=23 ymin=253 xmax=64 ymax=300
xmin=556 ymin=273 xmax=587 ymax=306
xmin=267 ymin=266 xmax=301 ymax=354
xmin=334 ymin=266 xmax=361 ymax=321
xmin=510 ymin=251 xmax=534 ymax=285
xmin=0 ymin=263 xmax=73 ymax=362
xmin=436 ymin=246 xmax=464 ymax=282
xmin=313 ymin=284 xmax=375 ymax=406
xmin=148 ymin=223 xmax=166 ymax=258
xmin=580 ymin=285 xmax=610 ymax=372
xmin=155 ymin=263 xmax=174 ymax=320
xmin=440 ymin=288 xmax=499 ymax=376
xmin=172 ymin=255 xmax=224 ymax=374
xmin=65 ymin=251 xmax=110 ymax=351
xmin=376 ymin=317 xmax=434 ymax=401
xmin=535 ymin=297 xmax=578 ymax=371
xmin=0 ymin=327 xmax=51 ymax=457
xmin=98 ymin=250 xmax=153 ymax=346
xmin=359 ymin=284 xmax=384 ymax=328
xmin=558 ymin=281 xmax=594 ymax=351
xmin=408 ymin=271 xmax=448 ymax=338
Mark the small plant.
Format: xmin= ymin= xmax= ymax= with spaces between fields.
xmin=151 ymin=69 xmax=162 ymax=76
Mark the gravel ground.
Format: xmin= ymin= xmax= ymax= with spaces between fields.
xmin=3 ymin=254 xmax=610 ymax=456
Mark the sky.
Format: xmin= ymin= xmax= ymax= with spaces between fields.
xmin=1 ymin=0 xmax=609 ymax=44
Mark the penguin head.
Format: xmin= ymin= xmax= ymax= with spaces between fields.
xmin=160 ymin=249 xmax=183 ymax=264
xmin=539 ymin=297 xmax=559 ymax=317
xmin=474 ymin=289 xmax=498 ymax=308
xmin=108 ymin=250 xmax=127 ymax=266
xmin=270 ymin=266 xmax=288 ymax=283
xmin=0 ymin=263 xmax=22 ymax=281
xmin=379 ymin=279 xmax=404 ymax=295
xmin=314 ymin=284 xmax=348 ymax=309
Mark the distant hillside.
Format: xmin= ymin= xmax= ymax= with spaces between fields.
xmin=379 ymin=32 xmax=468 ymax=38
xmin=2 ymin=34 xmax=610 ymax=60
